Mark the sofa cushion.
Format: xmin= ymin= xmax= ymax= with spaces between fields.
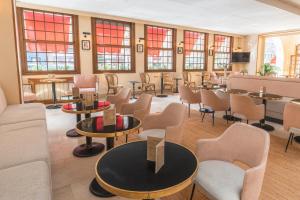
xmin=0 ymin=86 xmax=7 ymax=115
xmin=0 ymin=125 xmax=49 ymax=170
xmin=0 ymin=161 xmax=51 ymax=200
xmin=196 ymin=160 xmax=245 ymax=200
xmin=138 ymin=129 xmax=165 ymax=140
xmin=0 ymin=103 xmax=45 ymax=125
xmin=0 ymin=119 xmax=46 ymax=133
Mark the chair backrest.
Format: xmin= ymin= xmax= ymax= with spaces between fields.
xmin=163 ymin=72 xmax=173 ymax=82
xmin=230 ymin=94 xmax=257 ymax=118
xmin=140 ymin=73 xmax=150 ymax=84
xmin=0 ymin=85 xmax=7 ymax=114
xmin=160 ymin=103 xmax=186 ymax=128
xmin=117 ymin=87 xmax=131 ymax=101
xmin=179 ymin=85 xmax=200 ymax=103
xmin=105 ymin=74 xmax=118 ymax=87
xmin=200 ymin=89 xmax=226 ymax=111
xmin=182 ymin=72 xmax=191 ymax=83
xmin=283 ymin=102 xmax=300 ymax=131
xmin=74 ymin=75 xmax=97 ymax=89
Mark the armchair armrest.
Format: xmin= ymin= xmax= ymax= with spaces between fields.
xmin=120 ymin=102 xmax=136 ymax=115
xmin=142 ymin=113 xmax=165 ymax=130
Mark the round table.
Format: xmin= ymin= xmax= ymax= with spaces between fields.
xmin=128 ymin=81 xmax=140 ymax=99
xmin=62 ymin=101 xmax=111 ymax=137
xmin=95 ymin=141 xmax=198 ymax=200
xmin=40 ymin=78 xmax=66 ymax=109
xmin=248 ymin=92 xmax=282 ymax=131
xmin=76 ymin=115 xmax=141 ymax=197
xmin=220 ymin=89 xmax=248 ymax=121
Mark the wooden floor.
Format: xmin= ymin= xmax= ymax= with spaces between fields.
xmin=127 ymin=110 xmax=300 ymax=200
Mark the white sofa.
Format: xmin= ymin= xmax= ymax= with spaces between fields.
xmin=0 ymin=85 xmax=51 ymax=200
xmin=227 ymin=75 xmax=300 ymax=120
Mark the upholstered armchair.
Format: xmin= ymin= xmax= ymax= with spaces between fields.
xmin=120 ymin=94 xmax=152 ymax=122
xmin=106 ymin=88 xmax=131 ymax=113
xmin=138 ymin=103 xmax=186 ymax=143
xmin=179 ymin=85 xmax=201 ymax=117
xmin=182 ymin=72 xmax=196 ymax=89
xmin=105 ymin=73 xmax=123 ymax=95
xmin=190 ymin=123 xmax=270 ymax=200
xmin=283 ymin=102 xmax=300 ymax=152
xmin=140 ymin=73 xmax=156 ymax=95
xmin=200 ymin=89 xmax=230 ymax=125
xmin=74 ymin=74 xmax=97 ymax=94
xmin=162 ymin=73 xmax=174 ymax=92
xmin=230 ymin=94 xmax=264 ymax=124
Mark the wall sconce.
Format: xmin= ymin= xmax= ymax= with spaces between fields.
xmin=138 ymin=37 xmax=145 ymax=43
xmin=178 ymin=41 xmax=184 ymax=46
xmin=83 ymin=32 xmax=91 ymax=38
xmin=208 ymin=45 xmax=214 ymax=56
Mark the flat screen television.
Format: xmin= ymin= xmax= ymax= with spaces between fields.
xmin=232 ymin=52 xmax=250 ymax=63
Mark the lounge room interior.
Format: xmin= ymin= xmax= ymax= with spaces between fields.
xmin=1 ymin=0 xmax=300 ymax=200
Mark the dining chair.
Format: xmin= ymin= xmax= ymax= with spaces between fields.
xmin=190 ymin=123 xmax=270 ymax=200
xmin=140 ymin=73 xmax=156 ymax=95
xmin=200 ymin=89 xmax=230 ymax=126
xmin=105 ymin=73 xmax=123 ymax=95
xmin=182 ymin=72 xmax=196 ymax=89
xmin=283 ymin=102 xmax=300 ymax=152
xmin=106 ymin=87 xmax=131 ymax=113
xmin=137 ymin=103 xmax=186 ymax=143
xmin=22 ymin=83 xmax=37 ymax=103
xmin=74 ymin=74 xmax=97 ymax=94
xmin=230 ymin=94 xmax=265 ymax=124
xmin=178 ymin=85 xmax=201 ymax=117
xmin=162 ymin=73 xmax=174 ymax=92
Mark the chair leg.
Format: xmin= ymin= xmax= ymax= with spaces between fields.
xmin=189 ymin=183 xmax=196 ymax=200
xmin=291 ymin=133 xmax=294 ymax=145
xmin=285 ymin=132 xmax=293 ymax=152
xmin=247 ymin=120 xmax=249 ymax=124
xmin=212 ymin=112 xmax=215 ymax=126
xmin=125 ymin=134 xmax=128 ymax=143
xmin=201 ymin=112 xmax=206 ymax=122
xmin=188 ymin=104 xmax=191 ymax=117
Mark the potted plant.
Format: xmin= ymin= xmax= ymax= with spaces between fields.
xmin=259 ymin=63 xmax=277 ymax=76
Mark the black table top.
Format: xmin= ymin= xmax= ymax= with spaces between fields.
xmin=62 ymin=101 xmax=111 ymax=114
xmin=95 ymin=141 xmax=198 ymax=199
xmin=248 ymin=92 xmax=282 ymax=100
xmin=76 ymin=115 xmax=141 ymax=138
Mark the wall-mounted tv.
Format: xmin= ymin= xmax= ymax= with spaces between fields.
xmin=232 ymin=52 xmax=250 ymax=63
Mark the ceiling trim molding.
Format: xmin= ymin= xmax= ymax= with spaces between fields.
xmin=257 ymin=0 xmax=300 ymax=15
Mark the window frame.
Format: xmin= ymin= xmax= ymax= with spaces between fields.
xmin=213 ymin=34 xmax=233 ymax=71
xmin=17 ymin=7 xmax=80 ymax=75
xmin=144 ymin=24 xmax=176 ymax=72
xmin=91 ymin=17 xmax=136 ymax=74
xmin=183 ymin=30 xmax=208 ymax=72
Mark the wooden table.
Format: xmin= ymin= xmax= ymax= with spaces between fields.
xmin=95 ymin=141 xmax=198 ymax=199
xmin=40 ymin=78 xmax=66 ymax=109
xmin=61 ymin=101 xmax=111 ymax=137
xmin=248 ymin=92 xmax=282 ymax=131
xmin=76 ymin=115 xmax=141 ymax=197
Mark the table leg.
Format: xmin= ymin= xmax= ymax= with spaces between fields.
xmin=66 ymin=114 xmax=83 ymax=137
xmin=174 ymin=79 xmax=179 ymax=93
xmin=252 ymin=99 xmax=274 ymax=131
xmin=131 ymin=82 xmax=138 ymax=99
xmin=156 ymin=75 xmax=168 ymax=97
xmin=223 ymin=108 xmax=241 ymax=121
xmin=46 ymin=82 xmax=61 ymax=109
xmin=73 ymin=136 xmax=105 ymax=157
xmin=89 ymin=137 xmax=115 ymax=197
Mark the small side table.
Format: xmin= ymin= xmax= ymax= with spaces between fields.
xmin=173 ymin=77 xmax=182 ymax=93
xmin=128 ymin=81 xmax=140 ymax=99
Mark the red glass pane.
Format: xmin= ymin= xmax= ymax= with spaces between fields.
xmin=45 ymin=23 xmax=54 ymax=31
xmin=35 ymin=21 xmax=45 ymax=31
xmin=55 ymin=23 xmax=64 ymax=32
xmin=46 ymin=32 xmax=55 ymax=41
xmin=64 ymin=25 xmax=72 ymax=33
xmin=34 ymin=12 xmax=44 ymax=21
xmin=54 ymin=14 xmax=63 ymax=23
xmin=36 ymin=43 xmax=46 ymax=52
xmin=56 ymin=44 xmax=65 ymax=53
xmin=35 ymin=31 xmax=45 ymax=40
xmin=97 ymin=47 xmax=104 ymax=54
xmin=24 ymin=20 xmax=35 ymax=30
xmin=25 ymin=30 xmax=35 ymax=40
xmin=24 ymin=10 xmax=34 ymax=20
xmin=103 ymin=29 xmax=110 ymax=36
xmin=44 ymin=13 xmax=54 ymax=22
xmin=55 ymin=33 xmax=64 ymax=41
xmin=46 ymin=44 xmax=55 ymax=52
xmin=64 ymin=16 xmax=72 ymax=24
xmin=96 ymin=36 xmax=103 ymax=44
xmin=111 ymin=38 xmax=118 ymax=45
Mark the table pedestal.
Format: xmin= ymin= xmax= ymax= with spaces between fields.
xmin=251 ymin=99 xmax=275 ymax=132
xmin=46 ymin=82 xmax=61 ymax=109
xmin=89 ymin=137 xmax=115 ymax=197
xmin=130 ymin=82 xmax=138 ymax=99
xmin=73 ymin=136 xmax=105 ymax=157
xmin=174 ymin=78 xmax=181 ymax=93
xmin=66 ymin=114 xmax=82 ymax=137
xmin=156 ymin=75 xmax=168 ymax=98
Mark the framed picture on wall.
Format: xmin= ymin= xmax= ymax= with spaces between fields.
xmin=81 ymin=40 xmax=90 ymax=50
xmin=137 ymin=44 xmax=143 ymax=53
xmin=177 ymin=47 xmax=183 ymax=54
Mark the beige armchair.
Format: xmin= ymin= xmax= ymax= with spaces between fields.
xmin=106 ymin=88 xmax=131 ymax=113
xmin=230 ymin=94 xmax=264 ymax=124
xmin=283 ymin=102 xmax=300 ymax=152
xmin=138 ymin=103 xmax=186 ymax=143
xmin=179 ymin=85 xmax=201 ymax=117
xmin=163 ymin=73 xmax=174 ymax=92
xmin=190 ymin=123 xmax=270 ymax=200
xmin=74 ymin=74 xmax=97 ymax=94
xmin=183 ymin=72 xmax=196 ymax=89
xmin=120 ymin=94 xmax=152 ymax=122
xmin=105 ymin=73 xmax=123 ymax=95
xmin=200 ymin=89 xmax=230 ymax=126
xmin=140 ymin=73 xmax=156 ymax=95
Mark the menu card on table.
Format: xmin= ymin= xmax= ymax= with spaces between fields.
xmin=147 ymin=136 xmax=165 ymax=173
xmin=103 ymin=106 xmax=116 ymax=126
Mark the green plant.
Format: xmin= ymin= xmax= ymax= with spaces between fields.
xmin=259 ymin=63 xmax=277 ymax=76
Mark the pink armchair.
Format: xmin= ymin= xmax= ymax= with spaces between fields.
xmin=190 ymin=123 xmax=270 ymax=200
xmin=138 ymin=103 xmax=186 ymax=143
xmin=283 ymin=102 xmax=300 ymax=152
xmin=179 ymin=85 xmax=201 ymax=117
xmin=73 ymin=74 xmax=97 ymax=94
xmin=106 ymin=87 xmax=131 ymax=113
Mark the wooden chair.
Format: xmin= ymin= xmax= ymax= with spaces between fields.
xmin=182 ymin=72 xmax=196 ymax=89
xmin=22 ymin=83 xmax=37 ymax=103
xmin=105 ymin=73 xmax=123 ymax=95
xmin=162 ymin=73 xmax=174 ymax=92
xmin=140 ymin=73 xmax=156 ymax=95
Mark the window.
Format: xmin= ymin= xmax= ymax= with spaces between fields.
xmin=18 ymin=8 xmax=80 ymax=74
xmin=295 ymin=45 xmax=300 ymax=75
xmin=263 ymin=37 xmax=284 ymax=75
xmin=92 ymin=18 xmax=135 ymax=73
xmin=183 ymin=30 xmax=207 ymax=71
xmin=145 ymin=25 xmax=176 ymax=72
xmin=213 ymin=34 xmax=232 ymax=70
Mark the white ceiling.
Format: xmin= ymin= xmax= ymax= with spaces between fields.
xmin=16 ymin=0 xmax=300 ymax=35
